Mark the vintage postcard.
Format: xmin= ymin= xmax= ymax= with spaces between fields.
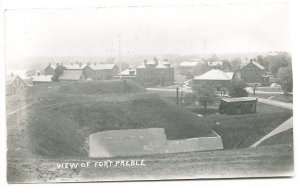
xmin=4 ymin=0 xmax=293 ymax=183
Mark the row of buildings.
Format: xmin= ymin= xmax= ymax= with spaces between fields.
xmin=31 ymin=58 xmax=175 ymax=87
xmin=184 ymin=59 xmax=269 ymax=91
xmin=6 ymin=57 xmax=268 ymax=96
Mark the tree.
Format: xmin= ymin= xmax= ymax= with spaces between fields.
xmin=229 ymin=80 xmax=248 ymax=97
xmin=220 ymin=60 xmax=232 ymax=72
xmin=277 ymin=64 xmax=293 ymax=93
xmin=51 ymin=65 xmax=65 ymax=82
xmin=257 ymin=52 xmax=291 ymax=75
xmin=230 ymin=58 xmax=242 ymax=71
xmin=192 ymin=84 xmax=218 ymax=112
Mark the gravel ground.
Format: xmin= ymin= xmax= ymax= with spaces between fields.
xmin=7 ymin=144 xmax=293 ymax=183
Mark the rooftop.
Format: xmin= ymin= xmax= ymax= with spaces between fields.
xmin=194 ymin=69 xmax=233 ymax=81
xmin=6 ymin=75 xmax=19 ymax=85
xmin=59 ymin=70 xmax=84 ymax=81
xmin=251 ymin=61 xmax=265 ymax=70
xmin=89 ymin=64 xmax=117 ymax=70
xmin=32 ymin=75 xmax=53 ymax=82
xmin=63 ymin=63 xmax=88 ymax=70
xmin=179 ymin=61 xmax=200 ymax=67
xmin=221 ymin=97 xmax=257 ymax=103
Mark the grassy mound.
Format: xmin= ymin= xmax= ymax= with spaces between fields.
xmin=58 ymin=80 xmax=146 ymax=95
xmin=23 ymin=82 xmax=212 ymax=157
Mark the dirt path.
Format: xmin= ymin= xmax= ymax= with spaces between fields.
xmin=246 ymin=87 xmax=284 ymax=94
xmin=6 ymin=100 xmax=39 ymax=116
xmin=251 ymin=117 xmax=293 ymax=147
xmin=257 ymin=97 xmax=293 ymax=110
xmin=7 ymin=145 xmax=293 ymax=183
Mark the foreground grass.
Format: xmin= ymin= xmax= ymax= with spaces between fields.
xmin=259 ymin=129 xmax=293 ymax=147
xmin=204 ymin=103 xmax=292 ymax=149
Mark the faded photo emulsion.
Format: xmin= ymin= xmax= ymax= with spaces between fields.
xmin=5 ymin=1 xmax=293 ymax=183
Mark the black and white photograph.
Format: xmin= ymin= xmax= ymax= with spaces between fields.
xmin=3 ymin=0 xmax=294 ymax=184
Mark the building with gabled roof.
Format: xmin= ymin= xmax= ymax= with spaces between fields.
xmin=32 ymin=75 xmax=53 ymax=85
xmin=58 ymin=70 xmax=86 ymax=82
xmin=135 ymin=58 xmax=174 ymax=86
xmin=193 ymin=69 xmax=234 ymax=91
xmin=6 ymin=74 xmax=26 ymax=95
xmin=115 ymin=68 xmax=136 ymax=81
xmin=236 ymin=59 xmax=267 ymax=84
xmin=88 ymin=63 xmax=119 ymax=80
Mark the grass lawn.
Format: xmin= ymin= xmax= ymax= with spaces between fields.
xmin=259 ymin=129 xmax=293 ymax=147
xmin=203 ymin=103 xmax=292 ymax=149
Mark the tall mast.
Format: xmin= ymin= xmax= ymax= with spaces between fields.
xmin=118 ymin=31 xmax=122 ymax=79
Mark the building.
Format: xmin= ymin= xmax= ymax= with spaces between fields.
xmin=236 ymin=59 xmax=267 ymax=84
xmin=32 ymin=75 xmax=53 ymax=85
xmin=207 ymin=60 xmax=223 ymax=69
xmin=193 ymin=69 xmax=234 ymax=91
xmin=62 ymin=63 xmax=94 ymax=79
xmin=218 ymin=97 xmax=257 ymax=115
xmin=88 ymin=63 xmax=119 ymax=80
xmin=178 ymin=61 xmax=203 ymax=77
xmin=135 ymin=58 xmax=174 ymax=87
xmin=6 ymin=74 xmax=26 ymax=96
xmin=58 ymin=70 xmax=86 ymax=82
xmin=115 ymin=68 xmax=136 ymax=81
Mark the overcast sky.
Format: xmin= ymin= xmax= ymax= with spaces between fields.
xmin=5 ymin=2 xmax=290 ymax=63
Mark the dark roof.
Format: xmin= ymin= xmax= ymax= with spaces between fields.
xmin=221 ymin=97 xmax=257 ymax=103
xmin=59 ymin=70 xmax=85 ymax=81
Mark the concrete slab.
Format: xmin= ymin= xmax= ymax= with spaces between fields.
xmin=89 ymin=128 xmax=224 ymax=158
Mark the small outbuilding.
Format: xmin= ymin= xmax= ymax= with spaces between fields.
xmin=6 ymin=74 xmax=26 ymax=96
xmin=219 ymin=97 xmax=257 ymax=115
xmin=32 ymin=75 xmax=53 ymax=85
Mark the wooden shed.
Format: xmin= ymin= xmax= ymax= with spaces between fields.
xmin=218 ymin=97 xmax=257 ymax=115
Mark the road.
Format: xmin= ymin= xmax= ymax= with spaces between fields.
xmin=257 ymin=97 xmax=293 ymax=110
xmin=246 ymin=87 xmax=284 ymax=94
xmin=147 ymin=87 xmax=192 ymax=93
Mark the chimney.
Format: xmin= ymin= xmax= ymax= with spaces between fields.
xmin=153 ymin=57 xmax=158 ymax=65
xmin=129 ymin=69 xmax=135 ymax=75
xmin=94 ymin=63 xmax=97 ymax=66
xmin=37 ymin=71 xmax=40 ymax=76
xmin=250 ymin=59 xmax=253 ymax=63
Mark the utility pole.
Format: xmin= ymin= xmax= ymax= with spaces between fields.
xmin=176 ymin=87 xmax=179 ymax=105
xmin=118 ymin=31 xmax=122 ymax=80
xmin=181 ymin=90 xmax=184 ymax=106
